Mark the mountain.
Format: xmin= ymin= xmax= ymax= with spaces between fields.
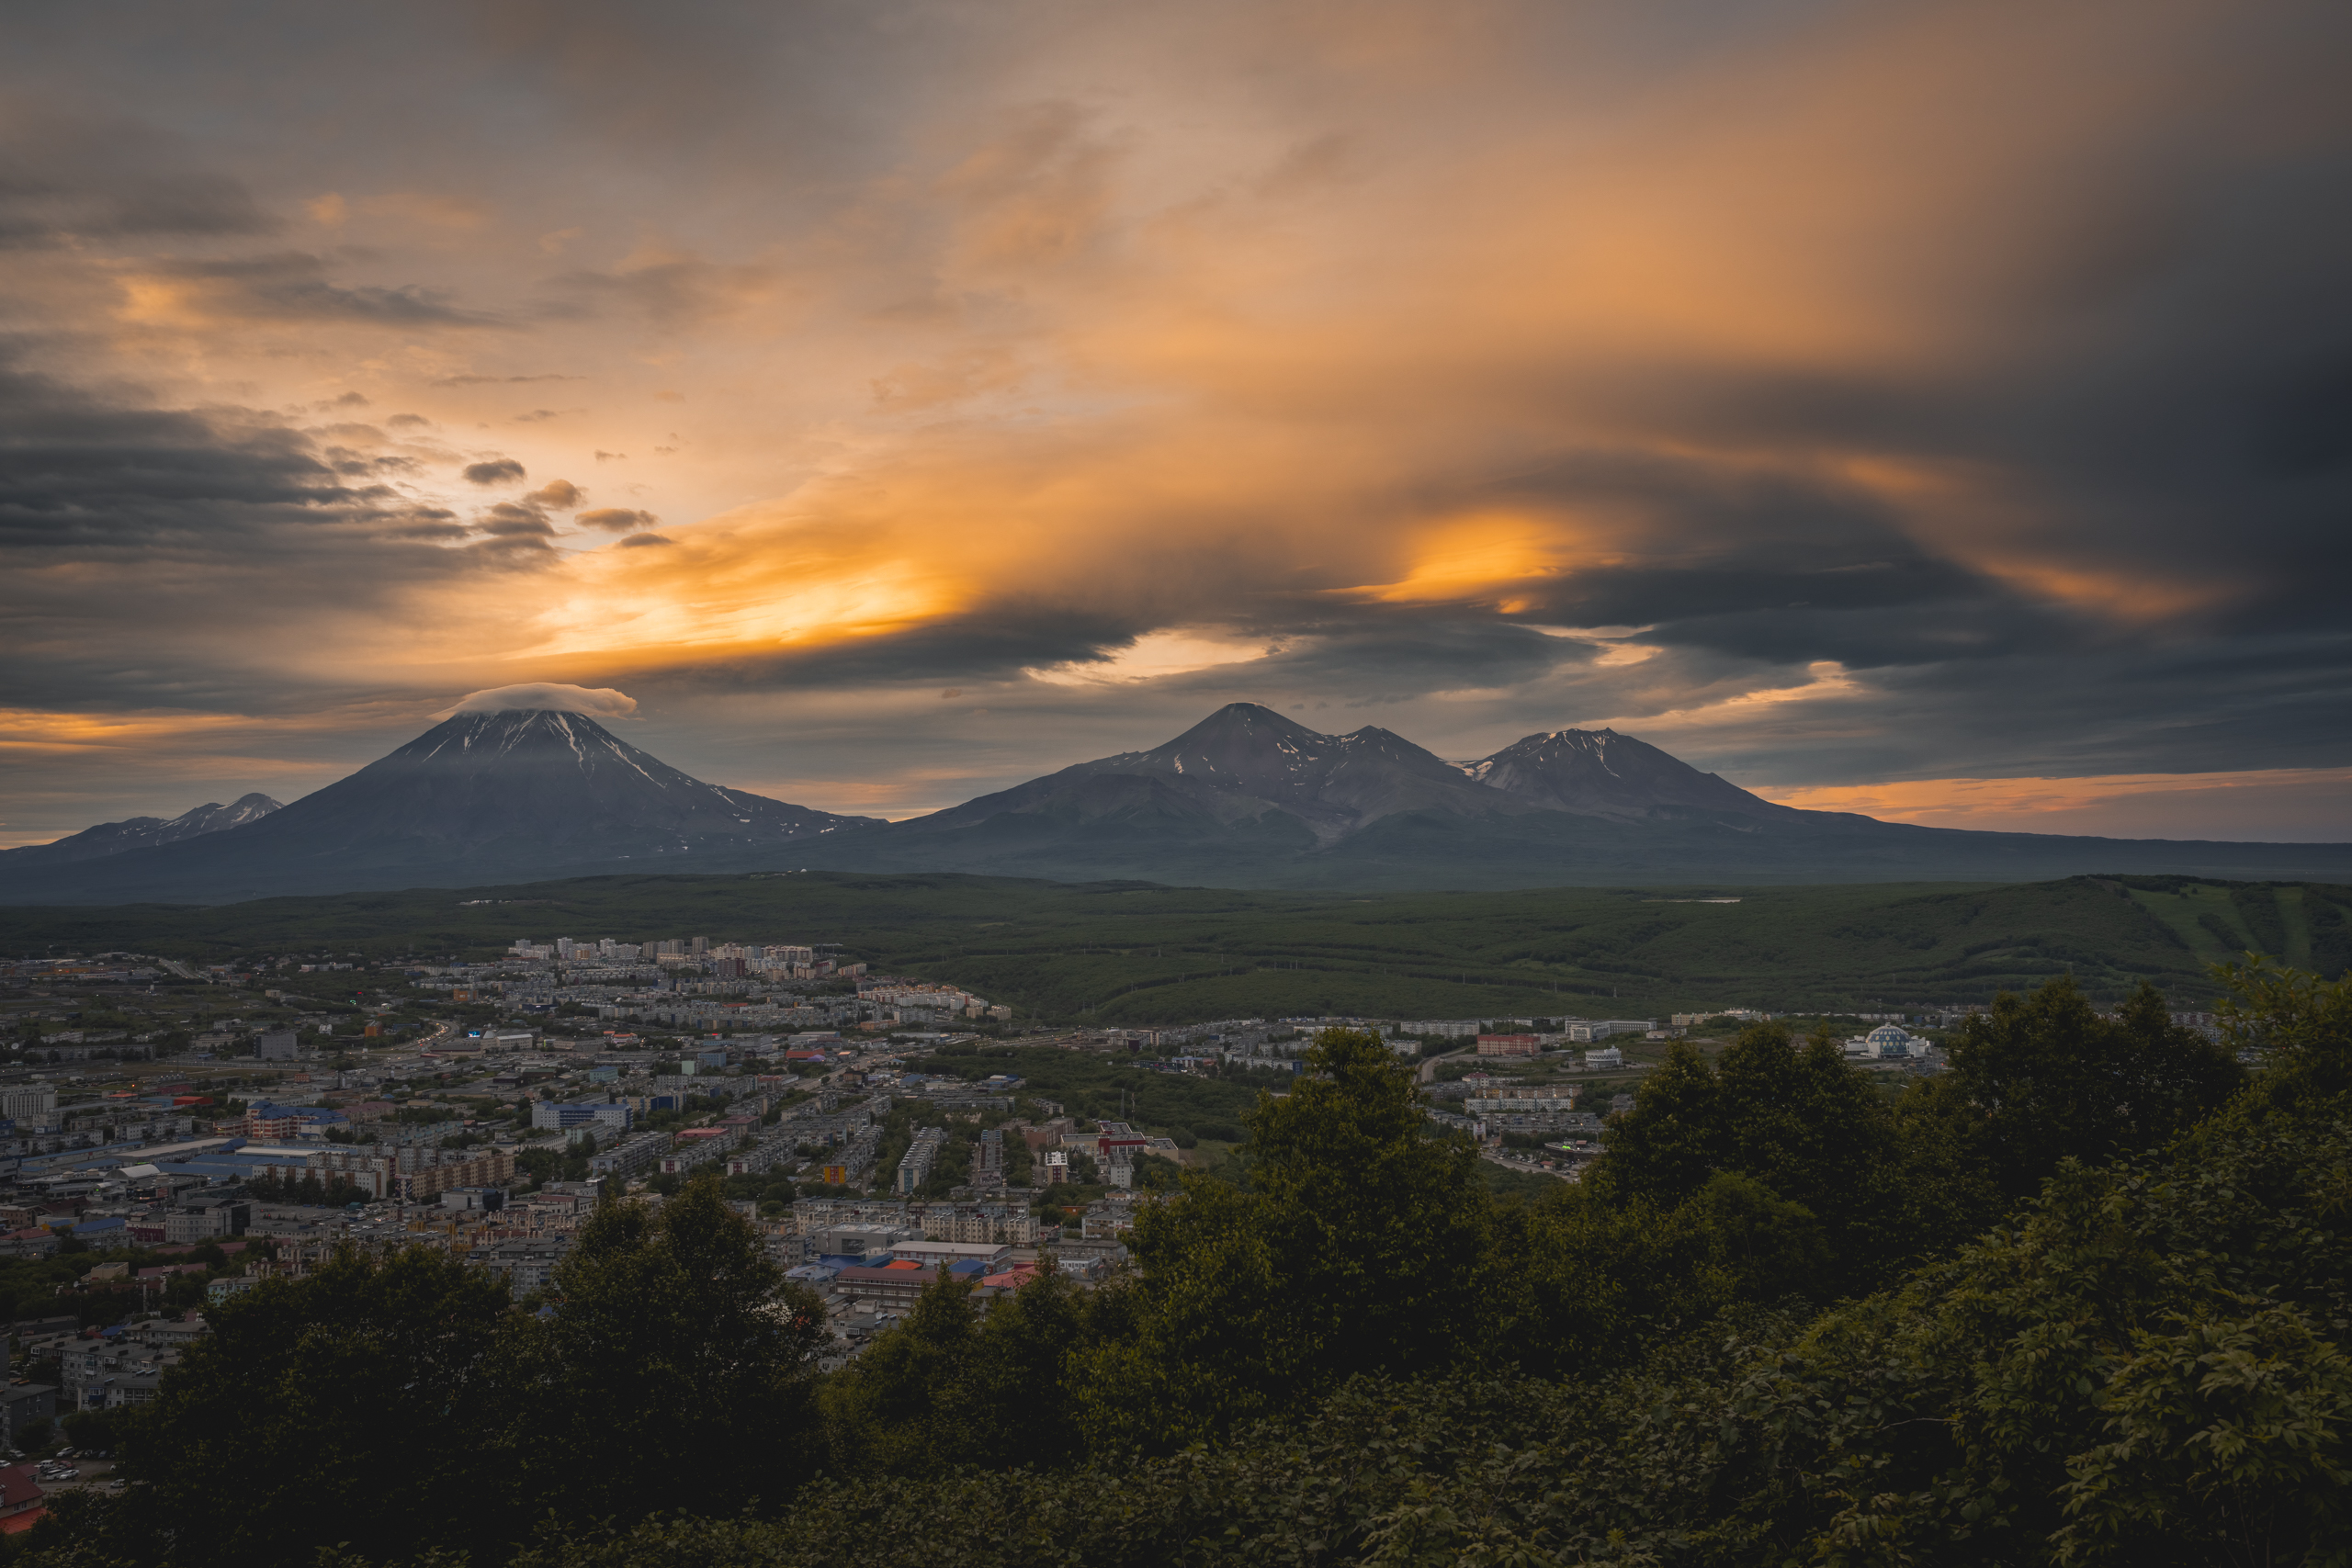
xmin=773 ymin=704 xmax=2352 ymax=889
xmin=0 ymin=709 xmax=879 ymax=905
xmin=909 ymin=704 xmax=1537 ymax=844
xmin=9 ymin=702 xmax=2351 ymax=904
xmin=1 ymin=794 xmax=281 ymax=866
xmin=1463 ymin=728 xmax=1810 ymax=824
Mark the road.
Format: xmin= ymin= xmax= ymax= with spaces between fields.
xmin=1482 ymin=1149 xmax=1574 ymax=1180
xmin=30 ymin=1457 xmax=118 ymax=1494
xmin=1417 ymin=1047 xmax=1475 ymax=1084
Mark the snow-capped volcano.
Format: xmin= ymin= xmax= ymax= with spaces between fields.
xmin=0 ymin=709 xmax=877 ymax=903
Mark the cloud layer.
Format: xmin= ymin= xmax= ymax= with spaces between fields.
xmin=1 ymin=0 xmax=2347 ymax=845
xmin=446 ymin=683 xmax=637 ymax=718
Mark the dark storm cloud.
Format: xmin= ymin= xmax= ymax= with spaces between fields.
xmin=0 ymin=346 xmax=343 ymax=546
xmin=0 ymin=344 xmax=543 ymax=727
xmin=648 ymin=603 xmax=1154 ymax=690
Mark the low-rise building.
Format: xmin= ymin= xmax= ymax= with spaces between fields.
xmin=530 ymin=1101 xmax=631 ymax=1133
xmin=0 ymin=1460 xmax=47 ymax=1533
xmin=1476 ymin=1033 xmax=1541 ymax=1057
xmin=585 ymin=1132 xmax=670 ymax=1179
xmin=889 ymin=1238 xmax=1010 ymax=1270
xmin=165 ymin=1196 xmax=251 ymax=1243
xmin=207 ymin=1275 xmax=262 ymax=1305
xmin=469 ymin=1236 xmax=570 ymax=1292
xmin=0 ymin=1385 xmax=55 ymax=1447
xmin=833 ymin=1259 xmax=941 ymax=1310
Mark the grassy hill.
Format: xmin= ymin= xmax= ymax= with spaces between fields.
xmin=6 ymin=870 xmax=2346 ymax=1020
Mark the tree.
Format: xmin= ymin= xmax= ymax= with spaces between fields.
xmin=503 ymin=1178 xmax=830 ymax=1528
xmin=1073 ymin=1029 xmax=1499 ymax=1452
xmin=2216 ymin=955 xmax=2352 ymax=1112
xmin=2055 ymin=1301 xmax=2352 ymax=1565
xmin=820 ymin=1267 xmax=1093 ymax=1476
xmin=92 ymin=1246 xmax=519 ymax=1568
xmin=1590 ymin=1022 xmax=1902 ymax=1292
xmin=1916 ymin=976 xmax=2246 ymax=1203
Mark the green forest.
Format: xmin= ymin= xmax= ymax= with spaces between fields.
xmin=7 ymin=870 xmax=2348 ymax=1018
xmin=13 ymin=956 xmax=2352 ymax=1568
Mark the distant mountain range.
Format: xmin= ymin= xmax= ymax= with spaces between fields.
xmin=0 ymin=794 xmax=281 ymax=866
xmin=3 ymin=701 xmax=2347 ymax=905
xmin=783 ymin=704 xmax=2352 ymax=888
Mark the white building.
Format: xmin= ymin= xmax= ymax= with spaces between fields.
xmin=1845 ymin=1024 xmax=1923 ymax=1059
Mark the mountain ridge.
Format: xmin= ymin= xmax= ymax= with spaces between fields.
xmin=774 ymin=703 xmax=2352 ymax=889
xmin=5 ymin=701 xmax=2349 ymax=904
xmin=1 ymin=794 xmax=282 ymax=866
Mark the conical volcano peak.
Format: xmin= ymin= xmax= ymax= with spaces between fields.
xmin=1151 ymin=702 xmax=1327 ymax=758
xmin=398 ymin=707 xmax=636 ymax=767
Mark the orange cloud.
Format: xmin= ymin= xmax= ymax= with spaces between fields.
xmin=1753 ymin=769 xmax=2352 ymax=840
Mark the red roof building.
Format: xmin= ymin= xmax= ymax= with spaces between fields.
xmin=0 ymin=1461 xmax=46 ymax=1534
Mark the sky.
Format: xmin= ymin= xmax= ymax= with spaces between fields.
xmin=4 ymin=0 xmax=2349 ymax=846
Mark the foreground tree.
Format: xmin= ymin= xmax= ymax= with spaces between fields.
xmin=1590 ymin=1021 xmax=1902 ymax=1294
xmin=59 ymin=1246 xmax=519 ymax=1568
xmin=1074 ymin=1029 xmax=1500 ymax=1452
xmin=505 ymin=1177 xmax=831 ymax=1527
xmin=1915 ymin=976 xmax=2247 ymax=1204
xmin=820 ymin=1266 xmax=1094 ymax=1476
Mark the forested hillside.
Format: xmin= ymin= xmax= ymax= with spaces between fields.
xmin=7 ymin=871 xmax=2348 ymax=1017
xmin=15 ymin=959 xmax=2352 ymax=1568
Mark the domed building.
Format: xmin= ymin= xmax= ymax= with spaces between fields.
xmin=1844 ymin=1023 xmax=1923 ymax=1059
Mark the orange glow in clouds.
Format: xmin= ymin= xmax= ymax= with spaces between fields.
xmin=1752 ymin=770 xmax=2352 ymax=838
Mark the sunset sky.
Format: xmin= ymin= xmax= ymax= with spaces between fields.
xmin=5 ymin=0 xmax=2348 ymax=847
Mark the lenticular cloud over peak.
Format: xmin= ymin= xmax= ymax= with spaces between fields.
xmin=444 ymin=683 xmax=637 ymax=718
